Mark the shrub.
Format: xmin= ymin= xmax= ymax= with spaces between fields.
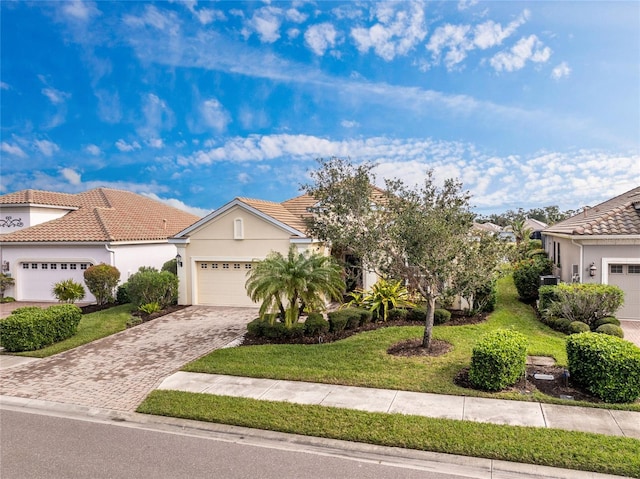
xmin=538 ymin=285 xmax=559 ymax=313
xmin=0 ymin=296 xmax=15 ymax=303
xmin=595 ymin=324 xmax=624 ymax=338
xmin=469 ymin=329 xmax=528 ymax=391
xmin=362 ymin=278 xmax=413 ymax=322
xmin=0 ymin=304 xmax=81 ymax=352
xmin=568 ymin=321 xmax=590 ymax=334
xmin=0 ymin=273 xmax=15 ymax=299
xmin=593 ymin=316 xmax=620 ymax=329
xmin=387 ymin=308 xmax=408 ymax=322
xmin=433 ymin=308 xmax=451 ymax=325
xmin=262 ymin=322 xmax=288 ymax=340
xmin=247 ymin=317 xmax=266 ymax=337
xmin=545 ymin=283 xmax=624 ymax=328
xmin=52 ymin=279 xmax=86 ymax=304
xmin=11 ymin=306 xmax=45 ymax=315
xmin=287 ymin=322 xmax=306 ymax=339
xmin=327 ymin=311 xmax=348 ymax=333
xmin=304 ymin=313 xmax=329 ymax=336
xmin=342 ymin=308 xmax=362 ymax=329
xmin=473 ymin=280 xmax=497 ymax=313
xmin=116 ymin=283 xmax=130 ymax=304
xmin=84 ymin=263 xmax=120 ymax=305
xmin=139 ymin=302 xmax=161 ymax=315
xmin=567 ymin=332 xmax=640 ymax=403
xmin=407 ymin=306 xmax=427 ymax=322
xmin=354 ymin=308 xmax=373 ymax=325
xmin=512 ymin=256 xmax=553 ymax=302
xmin=161 ymin=258 xmax=178 ymax=275
xmin=126 ymin=269 xmax=178 ymax=309
xmin=126 ymin=317 xmax=142 ymax=328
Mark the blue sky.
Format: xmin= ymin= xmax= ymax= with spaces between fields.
xmin=1 ymin=1 xmax=639 ymax=217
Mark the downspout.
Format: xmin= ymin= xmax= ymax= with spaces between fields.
xmin=571 ymin=239 xmax=583 ymax=283
xmin=104 ymin=243 xmax=116 ymax=267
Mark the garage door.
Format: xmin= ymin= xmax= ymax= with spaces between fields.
xmin=18 ymin=261 xmax=94 ymax=302
xmin=196 ymin=261 xmax=257 ymax=307
xmin=608 ymin=264 xmax=640 ymax=320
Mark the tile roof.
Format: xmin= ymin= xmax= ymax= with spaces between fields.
xmin=237 ymin=197 xmax=308 ymax=234
xmin=544 ymin=186 xmax=640 ymax=236
xmin=0 ymin=188 xmax=201 ymax=243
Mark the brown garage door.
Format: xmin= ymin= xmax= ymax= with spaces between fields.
xmin=608 ymin=264 xmax=640 ymax=320
xmin=196 ymin=261 xmax=257 ymax=307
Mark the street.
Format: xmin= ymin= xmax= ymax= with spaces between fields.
xmin=1 ymin=408 xmax=473 ymax=479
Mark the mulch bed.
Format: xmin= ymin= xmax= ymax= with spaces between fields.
xmin=130 ymin=304 xmax=188 ymax=323
xmin=387 ymin=338 xmax=452 ymax=357
xmin=454 ymin=365 xmax=602 ymax=403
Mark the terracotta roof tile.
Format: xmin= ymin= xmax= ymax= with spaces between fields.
xmin=237 ymin=197 xmax=308 ymax=234
xmin=544 ymin=186 xmax=640 ymax=236
xmin=0 ymin=188 xmax=201 ymax=243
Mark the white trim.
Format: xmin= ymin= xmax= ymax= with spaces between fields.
xmin=601 ymin=257 xmax=640 ymax=285
xmin=16 ymin=257 xmax=97 ymax=265
xmin=234 ymin=217 xmax=244 ymax=240
xmin=192 ymin=256 xmax=264 ymax=262
xmin=173 ymin=199 xmax=307 ymax=238
xmin=168 ymin=237 xmax=190 ymax=245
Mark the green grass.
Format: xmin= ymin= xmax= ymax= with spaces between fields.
xmin=138 ymin=390 xmax=640 ymax=478
xmin=13 ymin=304 xmax=134 ymax=358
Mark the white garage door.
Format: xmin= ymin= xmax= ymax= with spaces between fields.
xmin=18 ymin=261 xmax=94 ymax=302
xmin=196 ymin=261 xmax=257 ymax=307
xmin=608 ymin=264 xmax=640 ymax=320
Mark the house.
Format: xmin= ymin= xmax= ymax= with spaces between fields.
xmin=541 ymin=186 xmax=640 ymax=320
xmin=0 ymin=188 xmax=200 ymax=302
xmin=170 ymin=195 xmax=379 ymax=307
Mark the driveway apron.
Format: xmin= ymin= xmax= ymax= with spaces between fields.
xmin=0 ymin=306 xmax=256 ymax=411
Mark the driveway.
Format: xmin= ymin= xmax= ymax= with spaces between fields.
xmin=0 ymin=306 xmax=256 ymax=411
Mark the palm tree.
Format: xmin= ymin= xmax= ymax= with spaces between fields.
xmin=510 ymin=219 xmax=533 ymax=246
xmin=245 ymin=246 xmax=345 ymax=327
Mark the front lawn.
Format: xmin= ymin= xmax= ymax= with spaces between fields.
xmin=184 ymin=276 xmax=581 ymax=403
xmin=13 ymin=304 xmax=134 ymax=358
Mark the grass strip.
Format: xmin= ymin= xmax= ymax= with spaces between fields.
xmin=14 ymin=304 xmax=134 ymax=358
xmin=138 ymin=390 xmax=640 ymax=478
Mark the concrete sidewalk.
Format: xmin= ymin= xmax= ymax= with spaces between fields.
xmin=157 ymin=372 xmax=640 ymax=439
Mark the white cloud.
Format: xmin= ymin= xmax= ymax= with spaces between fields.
xmin=146 ymin=138 xmax=165 ymax=149
xmin=61 ymin=168 xmax=82 ymax=185
xmin=85 ymin=144 xmax=101 ymax=156
xmin=182 ymin=1 xmax=226 ymax=25
xmin=1 ymin=142 xmax=27 ymax=158
xmin=41 ymin=87 xmax=71 ymax=105
xmin=237 ymin=172 xmax=251 ymax=184
xmin=115 ymin=139 xmax=141 ymax=152
xmin=490 ymin=35 xmax=552 ymax=72
xmin=34 ymin=139 xmax=60 ymax=157
xmin=124 ymin=5 xmax=180 ymax=36
xmin=143 ymin=193 xmax=210 ymax=217
xmin=200 ymin=98 xmax=232 ymax=132
xmin=61 ymin=1 xmax=101 ymax=22
xmin=286 ymin=8 xmax=307 ymax=23
xmin=351 ymin=2 xmax=427 ymax=61
xmin=95 ymin=90 xmax=122 ymax=124
xmin=0 ymin=82 xmax=9 ymax=90
xmin=139 ymin=93 xmax=174 ymax=138
xmin=551 ymin=61 xmax=571 ymax=80
xmin=245 ymin=6 xmax=283 ymax=43
xmin=457 ymin=0 xmax=479 ymax=11
xmin=305 ymin=23 xmax=338 ymax=56
xmin=341 ymin=120 xmax=360 ymax=128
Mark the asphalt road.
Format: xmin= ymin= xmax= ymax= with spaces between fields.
xmin=1 ymin=409 xmax=468 ymax=479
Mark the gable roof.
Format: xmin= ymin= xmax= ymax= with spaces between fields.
xmin=544 ymin=186 xmax=640 ymax=236
xmin=0 ymin=188 xmax=201 ymax=243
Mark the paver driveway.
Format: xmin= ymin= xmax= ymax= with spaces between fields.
xmin=0 ymin=306 xmax=256 ymax=411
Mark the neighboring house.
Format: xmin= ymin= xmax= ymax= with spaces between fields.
xmin=541 ymin=186 xmax=640 ymax=320
xmin=0 ymin=188 xmax=200 ymax=302
xmin=170 ymin=195 xmax=379 ymax=307
xmin=500 ymin=218 xmax=548 ymax=242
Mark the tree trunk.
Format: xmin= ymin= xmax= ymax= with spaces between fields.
xmin=422 ymin=296 xmax=435 ymax=349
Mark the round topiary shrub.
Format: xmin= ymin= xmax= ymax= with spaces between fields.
xmin=469 ymin=329 xmax=528 ymax=392
xmin=568 ymin=321 xmax=590 ymax=334
xmin=593 ymin=316 xmax=620 ymax=329
xmin=327 ymin=311 xmax=348 ymax=333
xmin=387 ymin=308 xmax=408 ymax=322
xmin=407 ymin=306 xmax=427 ymax=322
xmin=544 ymin=316 xmax=571 ymax=334
xmin=247 ymin=317 xmax=266 ymax=337
xmin=595 ymin=324 xmax=624 ymax=338
xmin=567 ymin=332 xmax=640 ymax=403
xmin=304 ymin=313 xmax=329 ymax=336
xmin=434 ymin=308 xmax=451 ymax=325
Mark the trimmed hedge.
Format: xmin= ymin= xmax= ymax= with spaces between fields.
xmin=595 ymin=324 xmax=624 ymax=338
xmin=0 ymin=304 xmax=82 ymax=352
xmin=304 ymin=313 xmax=329 ymax=336
xmin=327 ymin=311 xmax=348 ymax=333
xmin=387 ymin=308 xmax=408 ymax=322
xmin=513 ymin=256 xmax=553 ymax=301
xmin=538 ymin=285 xmax=559 ymax=312
xmin=568 ymin=321 xmax=590 ymax=334
xmin=593 ymin=317 xmax=620 ymax=329
xmin=434 ymin=308 xmax=451 ymax=325
xmin=407 ymin=306 xmax=427 ymax=322
xmin=567 ymin=332 xmax=640 ymax=403
xmin=469 ymin=329 xmax=528 ymax=392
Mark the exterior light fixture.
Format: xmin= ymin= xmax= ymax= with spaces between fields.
xmin=589 ymin=262 xmax=596 ymax=277
xmin=175 ymin=253 xmax=183 ymax=268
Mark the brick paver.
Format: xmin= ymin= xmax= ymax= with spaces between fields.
xmin=620 ymin=320 xmax=640 ymax=348
xmin=0 ymin=306 xmax=256 ymax=411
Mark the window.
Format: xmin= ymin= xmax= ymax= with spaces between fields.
xmin=51 ymin=263 xmax=57 ymax=270
xmin=200 ymin=263 xmax=208 ymax=269
xmin=42 ymin=263 xmax=48 ymax=270
xmin=80 ymin=263 xmax=88 ymax=270
xmin=234 ymin=218 xmax=244 ymax=240
xmin=211 ymin=263 xmax=218 ymax=269
xmin=70 ymin=264 xmax=77 ymax=270
xmin=31 ymin=263 xmax=38 ymax=269
xmin=222 ymin=263 xmax=229 ymax=269
xmin=22 ymin=263 xmax=29 ymax=269
xmin=233 ymin=263 xmax=241 ymax=269
xmin=61 ymin=264 xmax=67 ymax=270
xmin=245 ymin=263 xmax=252 ymax=269
xmin=557 ymin=244 xmax=561 ymax=266
xmin=629 ymin=265 xmax=640 ymax=274
xmin=610 ymin=264 xmax=623 ymax=274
